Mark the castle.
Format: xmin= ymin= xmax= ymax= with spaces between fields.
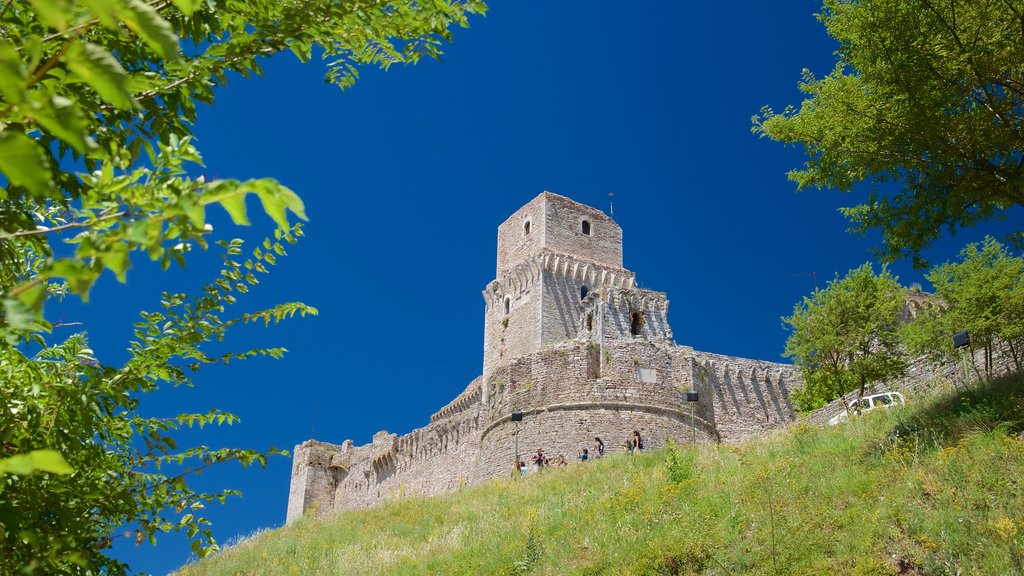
xmin=286 ymin=192 xmax=802 ymax=521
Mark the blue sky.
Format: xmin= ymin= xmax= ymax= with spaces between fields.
xmin=51 ymin=2 xmax=1019 ymax=574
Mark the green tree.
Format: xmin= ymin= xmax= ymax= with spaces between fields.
xmin=0 ymin=1 xmax=486 ymax=574
xmin=904 ymin=237 xmax=1024 ymax=377
xmin=754 ymin=0 xmax=1024 ymax=267
xmin=784 ymin=263 xmax=907 ymax=412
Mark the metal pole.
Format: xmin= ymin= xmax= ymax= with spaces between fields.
xmin=514 ymin=421 xmax=520 ymax=476
xmin=960 ymin=348 xmax=971 ymax=388
xmin=690 ymin=403 xmax=695 ymax=444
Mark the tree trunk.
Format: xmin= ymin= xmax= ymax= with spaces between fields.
xmin=1007 ymin=339 xmax=1022 ymax=374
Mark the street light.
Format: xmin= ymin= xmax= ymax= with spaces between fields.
xmin=953 ymin=331 xmax=970 ymax=387
xmin=511 ymin=411 xmax=523 ymax=475
xmin=686 ymin=392 xmax=699 ymax=443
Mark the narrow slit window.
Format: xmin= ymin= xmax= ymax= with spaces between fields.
xmin=586 ymin=313 xmax=593 ymax=331
xmin=504 ymin=297 xmax=511 ymax=315
xmin=581 ymin=220 xmax=591 ymax=235
xmin=523 ymin=221 xmax=531 ymax=236
xmin=580 ymin=285 xmax=589 ymax=300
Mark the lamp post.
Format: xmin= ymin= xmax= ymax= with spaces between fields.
xmin=953 ymin=331 xmax=970 ymax=388
xmin=686 ymin=392 xmax=699 ymax=443
xmin=511 ymin=411 xmax=523 ymax=475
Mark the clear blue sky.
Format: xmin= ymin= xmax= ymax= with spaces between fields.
xmin=53 ymin=2 xmax=1017 ymax=574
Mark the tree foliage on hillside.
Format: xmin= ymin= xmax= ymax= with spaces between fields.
xmin=754 ymin=0 xmax=1024 ymax=267
xmin=784 ymin=263 xmax=907 ymax=412
xmin=903 ymin=237 xmax=1024 ymax=377
xmin=0 ymin=0 xmax=485 ymax=574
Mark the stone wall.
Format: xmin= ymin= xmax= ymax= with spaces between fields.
xmin=483 ymin=275 xmax=541 ymax=384
xmin=288 ymin=404 xmax=486 ymax=516
xmin=690 ymin=351 xmax=798 ymax=442
xmin=496 ymin=195 xmax=545 ymax=278
xmin=540 ymin=193 xmax=622 ymax=271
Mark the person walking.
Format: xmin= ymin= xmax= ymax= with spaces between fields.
xmin=594 ymin=437 xmax=605 ymax=458
xmin=632 ymin=430 xmax=644 ymax=453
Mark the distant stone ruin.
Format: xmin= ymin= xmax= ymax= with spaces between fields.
xmin=287 ymin=192 xmax=802 ymax=522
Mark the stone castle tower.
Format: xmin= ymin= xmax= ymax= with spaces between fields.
xmin=287 ymin=192 xmax=801 ymax=522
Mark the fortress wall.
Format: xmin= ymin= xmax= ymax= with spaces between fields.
xmin=497 ymin=196 xmax=546 ymax=276
xmin=542 ymin=194 xmax=622 ymax=270
xmin=334 ymin=408 xmax=485 ymax=511
xmin=286 ymin=440 xmax=345 ymax=523
xmin=484 ymin=280 xmax=541 ymax=381
xmin=474 ymin=406 xmax=717 ymax=483
xmin=601 ymin=288 xmax=671 ymax=342
xmin=542 ymin=270 xmax=589 ymax=345
xmin=485 ymin=340 xmax=700 ymax=418
xmin=476 ymin=339 xmax=717 ymax=482
xmin=690 ymin=351 xmax=799 ymax=442
xmin=288 ymin=404 xmax=485 ymax=516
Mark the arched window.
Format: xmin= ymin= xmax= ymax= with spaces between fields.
xmin=580 ymin=285 xmax=589 ymax=301
xmin=630 ymin=311 xmax=644 ymax=336
xmin=523 ymin=220 xmax=531 ymax=236
xmin=581 ymin=220 xmax=591 ymax=235
xmin=504 ymin=297 xmax=511 ymax=315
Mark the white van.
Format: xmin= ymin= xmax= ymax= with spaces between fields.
xmin=827 ymin=391 xmax=905 ymax=426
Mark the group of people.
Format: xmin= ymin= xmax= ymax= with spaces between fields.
xmin=514 ymin=432 xmax=644 ymax=477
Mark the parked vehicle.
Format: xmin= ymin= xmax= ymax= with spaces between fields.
xmin=827 ymin=391 xmax=906 ymax=426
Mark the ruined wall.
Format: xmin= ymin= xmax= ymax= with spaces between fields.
xmin=600 ymin=287 xmax=672 ymax=342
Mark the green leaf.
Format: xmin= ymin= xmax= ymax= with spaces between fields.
xmin=100 ymin=248 xmax=131 ymax=283
xmin=28 ymin=0 xmax=71 ymax=32
xmin=2 ymin=296 xmax=38 ymax=329
xmin=0 ymin=450 xmax=73 ymax=476
xmin=119 ymin=0 xmax=181 ymax=63
xmin=15 ymin=282 xmax=47 ymax=311
xmin=65 ymin=41 xmax=134 ymax=110
xmin=83 ymin=0 xmax=123 ymax=29
xmin=0 ymin=40 xmax=26 ymax=104
xmin=24 ymin=93 xmax=96 ymax=154
xmin=218 ymin=194 xmax=250 ymax=226
xmin=169 ymin=0 xmax=195 ymax=16
xmin=48 ymin=259 xmax=102 ymax=299
xmin=0 ymin=130 xmax=52 ymax=197
xmin=252 ymin=180 xmax=307 ymax=229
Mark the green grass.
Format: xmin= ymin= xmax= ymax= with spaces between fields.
xmin=178 ymin=374 xmax=1024 ymax=575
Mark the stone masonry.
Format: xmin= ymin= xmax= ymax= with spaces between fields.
xmin=287 ymin=192 xmax=803 ymax=522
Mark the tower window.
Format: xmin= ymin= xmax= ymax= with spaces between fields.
xmin=523 ymin=220 xmax=531 ymax=236
xmin=580 ymin=285 xmax=589 ymax=301
xmin=630 ymin=311 xmax=644 ymax=336
xmin=586 ymin=313 xmax=593 ymax=331
xmin=581 ymin=220 xmax=591 ymax=235
xmin=504 ymin=297 xmax=511 ymax=315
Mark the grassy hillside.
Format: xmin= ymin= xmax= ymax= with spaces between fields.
xmin=178 ymin=374 xmax=1024 ymax=575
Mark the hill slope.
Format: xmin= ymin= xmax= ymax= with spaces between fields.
xmin=178 ymin=374 xmax=1024 ymax=575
